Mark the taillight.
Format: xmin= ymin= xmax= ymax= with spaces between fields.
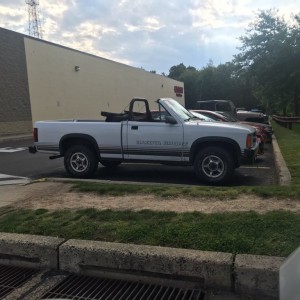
xmin=33 ymin=128 xmax=38 ymax=142
xmin=246 ymin=133 xmax=253 ymax=148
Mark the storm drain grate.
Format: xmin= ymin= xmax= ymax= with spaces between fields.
xmin=0 ymin=264 xmax=38 ymax=299
xmin=41 ymin=274 xmax=205 ymax=300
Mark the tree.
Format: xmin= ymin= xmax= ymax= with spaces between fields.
xmin=177 ymin=67 xmax=200 ymax=108
xmin=168 ymin=62 xmax=257 ymax=109
xmin=234 ymin=10 xmax=300 ymax=115
xmin=168 ymin=63 xmax=187 ymax=80
xmin=168 ymin=64 xmax=198 ymax=108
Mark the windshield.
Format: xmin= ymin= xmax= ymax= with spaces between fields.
xmin=162 ymin=99 xmax=195 ymax=121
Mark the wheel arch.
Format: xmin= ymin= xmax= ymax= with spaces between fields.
xmin=59 ymin=134 xmax=100 ymax=159
xmin=190 ymin=137 xmax=241 ymax=167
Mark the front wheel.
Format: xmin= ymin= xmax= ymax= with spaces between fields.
xmin=194 ymin=147 xmax=234 ymax=185
xmin=64 ymin=145 xmax=98 ymax=178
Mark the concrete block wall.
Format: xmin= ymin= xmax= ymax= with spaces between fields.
xmin=0 ymin=121 xmax=32 ymax=136
xmin=0 ymin=232 xmax=285 ymax=299
xmin=0 ymin=28 xmax=32 ymax=135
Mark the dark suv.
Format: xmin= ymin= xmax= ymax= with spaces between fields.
xmin=196 ymin=100 xmax=236 ymax=115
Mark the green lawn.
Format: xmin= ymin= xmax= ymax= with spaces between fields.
xmin=0 ymin=120 xmax=299 ymax=257
xmin=291 ymin=123 xmax=300 ymax=136
xmin=0 ymin=207 xmax=298 ymax=257
xmin=272 ymin=121 xmax=300 ymax=184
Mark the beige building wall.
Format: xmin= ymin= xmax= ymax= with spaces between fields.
xmin=24 ymin=38 xmax=184 ymax=123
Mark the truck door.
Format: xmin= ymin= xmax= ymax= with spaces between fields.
xmin=123 ymin=101 xmax=184 ymax=161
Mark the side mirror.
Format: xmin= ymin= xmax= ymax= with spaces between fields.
xmin=165 ymin=116 xmax=177 ymax=124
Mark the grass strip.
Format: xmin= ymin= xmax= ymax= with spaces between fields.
xmin=272 ymin=121 xmax=300 ymax=184
xmin=0 ymin=207 xmax=299 ymax=257
xmin=71 ymin=181 xmax=300 ymax=199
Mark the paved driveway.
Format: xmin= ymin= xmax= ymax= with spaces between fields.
xmin=0 ymin=138 xmax=277 ymax=186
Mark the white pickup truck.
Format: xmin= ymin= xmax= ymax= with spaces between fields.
xmin=29 ymin=98 xmax=258 ymax=184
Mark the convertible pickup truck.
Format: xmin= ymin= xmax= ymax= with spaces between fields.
xmin=29 ymin=98 xmax=259 ymax=184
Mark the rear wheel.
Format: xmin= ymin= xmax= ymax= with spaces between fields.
xmin=194 ymin=146 xmax=234 ymax=184
xmin=64 ymin=145 xmax=98 ymax=178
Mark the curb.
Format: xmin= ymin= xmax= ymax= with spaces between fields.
xmin=45 ymin=177 xmax=198 ymax=187
xmin=0 ymin=232 xmax=284 ymax=299
xmin=0 ymin=232 xmax=64 ymax=269
xmin=272 ymin=135 xmax=291 ymax=185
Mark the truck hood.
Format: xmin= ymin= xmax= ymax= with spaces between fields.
xmin=187 ymin=120 xmax=255 ymax=134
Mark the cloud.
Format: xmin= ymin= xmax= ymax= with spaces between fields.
xmin=0 ymin=1 xmax=27 ymax=33
xmin=0 ymin=0 xmax=299 ymax=74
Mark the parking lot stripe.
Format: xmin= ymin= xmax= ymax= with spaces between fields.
xmin=0 ymin=174 xmax=31 ymax=186
xmin=0 ymin=147 xmax=26 ymax=153
xmin=240 ymin=166 xmax=271 ymax=169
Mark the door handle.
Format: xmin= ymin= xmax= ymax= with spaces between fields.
xmin=131 ymin=126 xmax=138 ymax=130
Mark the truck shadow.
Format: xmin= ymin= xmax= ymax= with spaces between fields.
xmin=94 ymin=162 xmax=276 ymax=186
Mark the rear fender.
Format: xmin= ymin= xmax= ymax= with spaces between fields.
xmin=59 ymin=134 xmax=100 ymax=158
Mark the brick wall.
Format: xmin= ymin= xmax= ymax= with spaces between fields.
xmin=0 ymin=28 xmax=32 ymax=135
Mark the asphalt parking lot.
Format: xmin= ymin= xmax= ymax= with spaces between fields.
xmin=0 ymin=137 xmax=277 ymax=186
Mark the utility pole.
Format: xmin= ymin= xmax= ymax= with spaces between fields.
xmin=25 ymin=0 xmax=43 ymax=39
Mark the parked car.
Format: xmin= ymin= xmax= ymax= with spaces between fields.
xmin=176 ymin=110 xmax=215 ymax=122
xmin=192 ymin=110 xmax=226 ymax=122
xmin=192 ymin=110 xmax=272 ymax=143
xmin=191 ymin=110 xmax=266 ymax=154
xmin=236 ymin=110 xmax=269 ymax=124
xmin=217 ymin=111 xmax=272 ymax=143
xmin=195 ymin=100 xmax=237 ymax=115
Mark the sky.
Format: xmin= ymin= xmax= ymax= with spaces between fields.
xmin=0 ymin=0 xmax=299 ymax=74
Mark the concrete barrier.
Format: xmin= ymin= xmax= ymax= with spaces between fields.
xmin=59 ymin=239 xmax=233 ymax=291
xmin=234 ymin=254 xmax=285 ymax=299
xmin=0 ymin=232 xmax=65 ymax=269
xmin=0 ymin=233 xmax=285 ymax=299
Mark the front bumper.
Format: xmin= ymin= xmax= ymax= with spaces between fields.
xmin=28 ymin=146 xmax=37 ymax=154
xmin=265 ymin=132 xmax=273 ymax=143
xmin=242 ymin=145 xmax=259 ymax=164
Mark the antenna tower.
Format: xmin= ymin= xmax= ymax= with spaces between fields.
xmin=25 ymin=0 xmax=43 ymax=39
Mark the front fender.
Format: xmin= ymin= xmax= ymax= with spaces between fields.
xmin=190 ymin=137 xmax=241 ymax=166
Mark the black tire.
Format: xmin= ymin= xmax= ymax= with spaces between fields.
xmin=64 ymin=145 xmax=98 ymax=178
xmin=194 ymin=146 xmax=234 ymax=184
xmin=100 ymin=160 xmax=122 ymax=168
